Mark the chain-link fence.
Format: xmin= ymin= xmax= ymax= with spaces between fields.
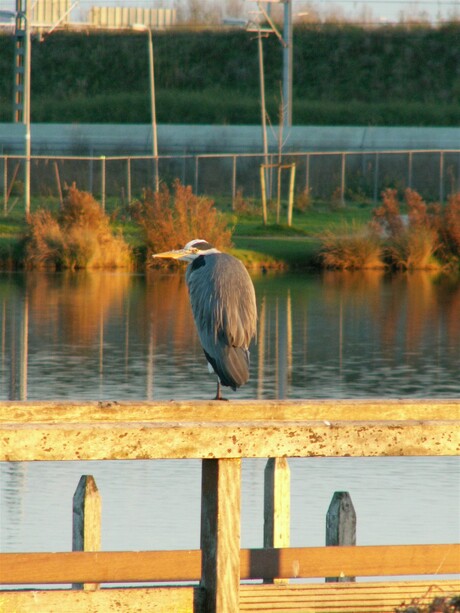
xmin=2 ymin=149 xmax=460 ymax=214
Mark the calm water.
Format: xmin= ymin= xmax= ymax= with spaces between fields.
xmin=1 ymin=270 xmax=459 ymax=578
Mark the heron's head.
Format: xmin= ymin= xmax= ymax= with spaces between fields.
xmin=153 ymin=239 xmax=220 ymax=263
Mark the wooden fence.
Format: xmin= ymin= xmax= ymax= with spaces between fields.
xmin=0 ymin=399 xmax=459 ymax=613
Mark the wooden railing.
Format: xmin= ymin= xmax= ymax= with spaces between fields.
xmin=1 ymin=399 xmax=459 ymax=613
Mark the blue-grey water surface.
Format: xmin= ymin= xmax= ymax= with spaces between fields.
xmin=1 ymin=270 xmax=459 ymax=582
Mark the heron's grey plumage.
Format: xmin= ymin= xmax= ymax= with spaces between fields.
xmin=186 ymin=253 xmax=257 ymax=390
xmin=153 ymin=239 xmax=257 ymax=399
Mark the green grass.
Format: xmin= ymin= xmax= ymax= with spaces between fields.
xmin=233 ymin=236 xmax=320 ymax=268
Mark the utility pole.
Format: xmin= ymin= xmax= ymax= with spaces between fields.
xmin=13 ymin=0 xmax=31 ymax=214
xmin=282 ymin=0 xmax=292 ymax=129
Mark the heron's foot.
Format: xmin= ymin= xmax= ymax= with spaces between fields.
xmin=214 ymin=382 xmax=229 ymax=401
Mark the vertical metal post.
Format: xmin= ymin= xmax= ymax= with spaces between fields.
xmin=127 ymin=157 xmax=132 ymax=204
xmin=283 ymin=0 xmax=292 ymax=129
xmin=100 ymin=156 xmax=106 ymax=211
xmin=3 ymin=156 xmax=7 ymax=215
xmin=258 ymin=29 xmax=269 ymax=194
xmin=232 ymin=155 xmax=237 ymax=208
xmin=340 ymin=153 xmax=346 ymax=206
xmin=146 ymin=28 xmax=159 ymax=193
xmin=305 ymin=153 xmax=310 ymax=196
xmin=15 ymin=0 xmax=32 ymax=215
xmin=439 ymin=151 xmax=444 ymax=204
xmin=260 ymin=164 xmax=267 ymax=225
xmin=194 ymin=156 xmax=199 ymax=194
xmin=287 ymin=163 xmax=295 ymax=227
xmin=408 ymin=151 xmax=413 ymax=189
xmin=373 ymin=152 xmax=379 ymax=203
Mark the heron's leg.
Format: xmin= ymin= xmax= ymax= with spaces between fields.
xmin=214 ymin=381 xmax=228 ymax=401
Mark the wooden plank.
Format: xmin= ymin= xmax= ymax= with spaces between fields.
xmin=0 ymin=587 xmax=201 ymax=613
xmin=1 ymin=581 xmax=459 ymax=613
xmin=0 ymin=551 xmax=202 ymax=584
xmin=1 ymin=419 xmax=458 ymax=461
xmin=0 ymin=399 xmax=458 ymax=424
xmin=239 ymin=580 xmax=460 ymax=612
xmin=1 ymin=544 xmax=458 ymax=585
xmin=240 ymin=544 xmax=460 ymax=579
xmin=201 ymin=459 xmax=241 ymax=613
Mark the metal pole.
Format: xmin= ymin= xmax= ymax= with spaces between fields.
xmin=439 ymin=151 xmax=444 ymax=204
xmin=283 ymin=0 xmax=292 ymax=130
xmin=147 ymin=28 xmax=159 ymax=192
xmin=24 ymin=0 xmax=31 ymax=215
xmin=340 ymin=153 xmax=346 ymax=206
xmin=258 ymin=30 xmax=269 ymax=174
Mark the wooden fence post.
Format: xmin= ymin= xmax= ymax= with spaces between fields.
xmin=200 ymin=458 xmax=241 ymax=613
xmin=72 ymin=475 xmax=101 ymax=591
xmin=264 ymin=457 xmax=290 ymax=584
xmin=326 ymin=491 xmax=356 ymax=583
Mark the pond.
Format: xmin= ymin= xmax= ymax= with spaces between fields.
xmin=1 ymin=269 xmax=459 ymax=577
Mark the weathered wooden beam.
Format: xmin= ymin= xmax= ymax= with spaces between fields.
xmin=72 ymin=475 xmax=101 ymax=591
xmin=1 ymin=544 xmax=458 ymax=585
xmin=326 ymin=491 xmax=356 ymax=583
xmin=1 ymin=419 xmax=458 ymax=461
xmin=1 ymin=399 xmax=458 ymax=424
xmin=0 ymin=587 xmax=201 ymax=613
xmin=263 ymin=458 xmax=290 ymax=584
xmin=201 ymin=459 xmax=241 ymax=613
xmin=2 ymin=581 xmax=460 ymax=613
xmin=239 ymin=580 xmax=460 ymax=613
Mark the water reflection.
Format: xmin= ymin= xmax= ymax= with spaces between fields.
xmin=1 ymin=269 xmax=459 ymax=400
xmin=1 ymin=270 xmax=459 ymax=567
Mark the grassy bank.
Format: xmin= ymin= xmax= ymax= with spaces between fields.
xmin=0 ymin=196 xmax=371 ymax=270
xmin=2 ymin=186 xmax=458 ymax=271
xmin=1 ymin=24 xmax=459 ymax=126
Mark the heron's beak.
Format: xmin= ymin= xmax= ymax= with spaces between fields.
xmin=153 ymin=248 xmax=189 ymax=260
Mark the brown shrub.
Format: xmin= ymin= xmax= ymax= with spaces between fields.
xmin=320 ymin=223 xmax=384 ymax=269
xmin=440 ymin=192 xmax=460 ymax=259
xmin=25 ymin=209 xmax=65 ymax=268
xmin=131 ymin=179 xmax=232 ymax=261
xmin=25 ymin=185 xmax=132 ymax=270
xmin=371 ymin=188 xmax=404 ymax=237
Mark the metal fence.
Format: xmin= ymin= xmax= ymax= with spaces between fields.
xmin=2 ymin=149 xmax=460 ymax=214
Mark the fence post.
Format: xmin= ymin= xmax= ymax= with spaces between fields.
xmin=200 ymin=458 xmax=241 ymax=613
xmin=340 ymin=153 xmax=346 ymax=206
xmin=264 ymin=457 xmax=290 ymax=584
xmin=287 ymin=163 xmax=296 ymax=227
xmin=326 ymin=491 xmax=356 ymax=583
xmin=72 ymin=475 xmax=101 ymax=591
xmin=260 ymin=165 xmax=268 ymax=225
xmin=100 ymin=156 xmax=106 ymax=212
xmin=439 ymin=151 xmax=444 ymax=204
xmin=127 ymin=157 xmax=132 ymax=204
xmin=54 ymin=161 xmax=63 ymax=209
xmin=232 ymin=155 xmax=237 ymax=208
xmin=305 ymin=153 xmax=310 ymax=197
xmin=2 ymin=156 xmax=6 ymax=216
xmin=373 ymin=152 xmax=380 ymax=203
xmin=408 ymin=151 xmax=413 ymax=190
xmin=195 ymin=156 xmax=199 ymax=194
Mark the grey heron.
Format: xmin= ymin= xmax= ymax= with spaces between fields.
xmin=153 ymin=239 xmax=257 ymax=400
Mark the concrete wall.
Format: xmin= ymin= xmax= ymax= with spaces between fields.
xmin=0 ymin=123 xmax=458 ymax=156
